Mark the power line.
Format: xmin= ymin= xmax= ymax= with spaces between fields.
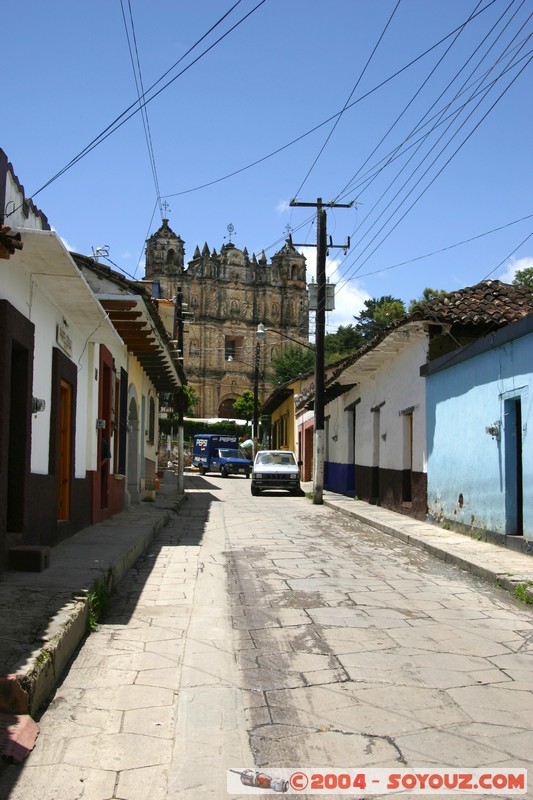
xmin=292 ymin=0 xmax=402 ymax=200
xmin=358 ymin=48 xmax=531 ymax=259
xmin=310 ymin=25 xmax=531 ymax=318
xmin=15 ymin=0 xmax=265 ymax=208
xmin=329 ymin=39 xmax=531 ymax=213
xmin=161 ymin=0 xmax=499 ymax=201
xmin=240 ymin=1 xmax=511 ymax=287
xmin=335 ymin=0 xmax=492 ymax=202
xmin=120 ymin=0 xmax=163 ymax=216
xmin=345 ymin=213 xmax=533 ymax=280
xmin=337 ymin=2 xmax=530 ymax=205
xmin=333 ymin=54 xmax=532 ymax=299
xmin=330 ymin=34 xmax=532 ymax=294
xmin=274 ymin=0 xmax=530 ymax=312
xmin=482 ymin=229 xmax=533 ymax=280
xmin=321 ymin=41 xmax=531 ymax=292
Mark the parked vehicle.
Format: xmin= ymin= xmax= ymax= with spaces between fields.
xmin=251 ymin=450 xmax=302 ymax=496
xmin=192 ymin=434 xmax=251 ymax=478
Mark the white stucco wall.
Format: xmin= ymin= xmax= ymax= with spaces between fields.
xmin=4 ymin=170 xmax=48 ymax=230
xmin=326 ymin=333 xmax=428 ymax=474
xmin=1 ymin=244 xmax=127 ymax=478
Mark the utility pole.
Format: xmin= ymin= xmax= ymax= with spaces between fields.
xmin=253 ymin=324 xmax=266 ymax=456
xmin=290 ymin=197 xmax=353 ymax=504
xmin=252 ymin=341 xmax=260 ymax=452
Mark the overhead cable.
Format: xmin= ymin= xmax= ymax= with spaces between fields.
xmin=120 ymin=0 xmax=163 ymax=215
xmin=324 ymin=7 xmax=532 ymax=293
xmin=292 ymin=0 xmax=402 ymax=200
xmin=334 ymin=52 xmax=532 ymax=297
xmin=18 ymin=0 xmax=265 ymax=206
xmin=161 ymin=0 xmax=499 ymax=201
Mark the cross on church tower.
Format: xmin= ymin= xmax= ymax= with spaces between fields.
xmin=161 ymin=200 xmax=170 ymax=219
xmin=284 ymin=223 xmax=293 ymax=245
xmin=225 ymin=223 xmax=236 ymax=245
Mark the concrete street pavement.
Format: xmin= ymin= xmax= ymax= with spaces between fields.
xmin=0 ymin=470 xmax=532 ymax=798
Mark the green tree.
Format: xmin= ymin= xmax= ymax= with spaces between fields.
xmin=183 ymin=385 xmax=199 ymax=415
xmin=324 ymin=324 xmax=363 ymax=364
xmin=408 ymin=287 xmax=447 ymax=313
xmin=355 ymin=295 xmax=406 ymax=341
xmin=270 ymin=344 xmax=315 ymax=386
xmin=233 ymin=389 xmax=255 ymax=428
xmin=512 ymin=266 xmax=533 ymax=288
xmin=158 ymin=386 xmax=200 ymax=434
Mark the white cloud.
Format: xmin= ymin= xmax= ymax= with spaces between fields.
xmin=327 ymin=281 xmax=370 ymax=330
xmin=52 ymin=228 xmax=76 ymax=253
xmin=300 ymin=246 xmax=370 ymax=332
xmin=276 ymin=199 xmax=290 ymax=214
xmin=499 ymin=255 xmax=533 ymax=284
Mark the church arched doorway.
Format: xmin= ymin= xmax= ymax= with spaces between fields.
xmin=218 ymin=397 xmax=237 ymax=418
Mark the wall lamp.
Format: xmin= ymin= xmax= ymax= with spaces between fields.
xmin=32 ymin=397 xmax=46 ymax=413
xmin=485 ymin=421 xmax=500 ymax=441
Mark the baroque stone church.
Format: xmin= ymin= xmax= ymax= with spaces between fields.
xmin=144 ymin=219 xmax=309 ymax=418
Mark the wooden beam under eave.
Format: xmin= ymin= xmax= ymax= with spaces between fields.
xmin=100 ymin=299 xmax=139 ymax=312
xmin=112 ymin=321 xmax=150 ymax=332
xmin=105 ymin=311 xmax=143 ymax=321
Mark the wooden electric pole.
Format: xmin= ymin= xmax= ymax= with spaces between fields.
xmin=290 ymin=197 xmax=353 ymax=504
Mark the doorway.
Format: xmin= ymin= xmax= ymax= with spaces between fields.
xmin=402 ymin=412 xmax=413 ymax=503
xmin=505 ymin=397 xmax=523 ymax=535
xmin=371 ymin=408 xmax=381 ymax=502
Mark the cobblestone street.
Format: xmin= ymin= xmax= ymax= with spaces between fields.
xmin=1 ymin=474 xmax=532 ymax=799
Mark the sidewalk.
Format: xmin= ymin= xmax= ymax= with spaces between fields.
xmin=0 ymin=470 xmax=182 ymax=723
xmin=2 ymin=475 xmax=533 ymax=735
xmin=303 ymin=482 xmax=533 ymax=601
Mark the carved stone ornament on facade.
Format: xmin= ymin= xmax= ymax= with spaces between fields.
xmin=144 ymin=226 xmax=310 ymax=418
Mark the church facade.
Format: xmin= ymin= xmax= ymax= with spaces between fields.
xmin=144 ymin=220 xmax=309 ymax=419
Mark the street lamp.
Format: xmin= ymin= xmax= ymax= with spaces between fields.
xmin=253 ymin=323 xmax=266 ymax=454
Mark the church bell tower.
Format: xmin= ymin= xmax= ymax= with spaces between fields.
xmin=145 ymin=218 xmax=185 ymax=299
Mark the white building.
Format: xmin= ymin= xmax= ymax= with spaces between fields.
xmin=0 ymin=149 xmax=184 ymax=572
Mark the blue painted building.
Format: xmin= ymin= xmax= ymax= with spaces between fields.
xmin=323 ymin=280 xmax=533 ymax=526
xmin=424 ymin=313 xmax=533 ymax=544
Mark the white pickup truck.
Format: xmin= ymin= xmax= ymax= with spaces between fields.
xmin=250 ymin=450 xmax=302 ymax=496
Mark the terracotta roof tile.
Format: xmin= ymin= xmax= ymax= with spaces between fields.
xmin=412 ymin=279 xmax=533 ymax=326
xmin=325 ymin=280 xmax=533 ymax=391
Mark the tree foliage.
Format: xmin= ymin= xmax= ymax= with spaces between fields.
xmin=354 ymin=295 xmax=406 ymax=341
xmin=408 ymin=287 xmax=447 ymax=313
xmin=512 ymin=266 xmax=533 ymax=288
xmin=233 ymin=389 xmax=255 ymax=423
xmin=270 ymin=344 xmax=315 ymax=386
xmin=183 ymin=384 xmax=199 ymax=414
xmin=158 ymin=385 xmax=201 ymax=434
xmin=324 ymin=324 xmax=363 ymax=364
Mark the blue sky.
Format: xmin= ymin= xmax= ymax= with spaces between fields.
xmin=4 ymin=0 xmax=532 ymax=332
